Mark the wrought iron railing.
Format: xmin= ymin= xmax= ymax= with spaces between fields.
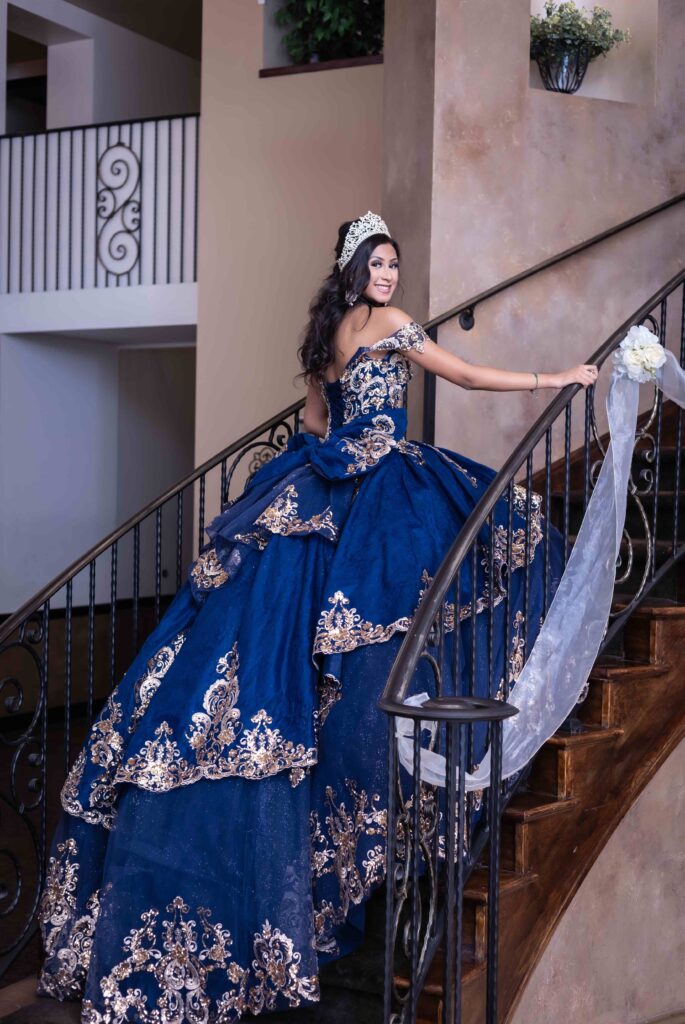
xmin=0 ymin=401 xmax=301 ymax=976
xmin=0 ymin=113 xmax=199 ymax=294
xmin=379 ymin=267 xmax=685 ymax=1023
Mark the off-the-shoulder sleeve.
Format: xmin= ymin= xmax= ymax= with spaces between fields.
xmin=368 ymin=321 xmax=428 ymax=354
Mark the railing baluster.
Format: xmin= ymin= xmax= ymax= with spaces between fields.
xmin=176 ymin=491 xmax=184 ymax=590
xmin=455 ymin=722 xmax=467 ymax=1024
xmin=410 ymin=720 xmax=422 ymax=1023
xmin=64 ymin=580 xmax=73 ymax=777
xmin=18 ymin=136 xmax=24 ymax=293
xmin=583 ymin=386 xmax=592 ymax=511
xmin=56 ymin=131 xmax=62 ymax=291
xmin=452 ymin=566 xmax=462 ymax=697
xmin=31 ymin=135 xmax=37 ymax=292
xmin=469 ymin=543 xmax=478 ymax=700
xmin=39 ymin=602 xmax=50 ymax=879
xmin=132 ymin=523 xmax=141 ymax=656
xmin=651 ymin=299 xmax=667 ymax=577
xmin=423 ymin=325 xmax=439 ymax=445
xmin=198 ymin=474 xmax=206 ymax=556
xmin=487 ymin=511 xmax=495 ymax=699
xmin=110 ymin=542 xmax=118 ymax=691
xmin=524 ymin=454 xmax=533 ymax=658
xmin=544 ymin=427 xmax=552 ymax=615
xmin=500 ymin=482 xmax=514 ymax=702
xmin=220 ymin=458 xmax=228 ymax=506
xmin=383 ymin=718 xmax=398 ymax=1024
xmin=87 ymin=560 xmax=95 ymax=726
xmin=167 ymin=119 xmax=173 ymax=285
xmin=193 ymin=114 xmax=199 ymax=282
xmin=7 ymin=137 xmax=13 ymax=293
xmin=155 ymin=507 xmax=163 ymax=626
xmin=443 ymin=721 xmax=458 ymax=1024
xmin=485 ymin=721 xmax=504 ymax=1024
xmin=563 ymin=403 xmax=572 ymax=566
xmin=674 ymin=285 xmax=685 ymax=555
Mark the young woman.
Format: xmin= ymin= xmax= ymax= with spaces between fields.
xmin=38 ymin=213 xmax=596 ymax=1022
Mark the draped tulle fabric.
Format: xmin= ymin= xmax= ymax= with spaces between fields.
xmin=38 ymin=323 xmax=563 ymax=1022
xmin=398 ymin=349 xmax=685 ymax=791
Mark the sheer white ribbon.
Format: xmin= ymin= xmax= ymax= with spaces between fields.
xmin=397 ymin=350 xmax=685 ymax=790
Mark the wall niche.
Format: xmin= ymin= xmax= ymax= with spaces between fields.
xmin=529 ymin=0 xmax=658 ymax=105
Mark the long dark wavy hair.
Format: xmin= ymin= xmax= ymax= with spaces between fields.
xmin=298 ymin=222 xmax=400 ymax=381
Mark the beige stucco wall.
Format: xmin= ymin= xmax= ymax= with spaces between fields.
xmin=511 ymin=735 xmax=685 ymax=1024
xmin=384 ymin=0 xmax=685 ymax=460
xmin=195 ymin=1 xmax=383 ymax=467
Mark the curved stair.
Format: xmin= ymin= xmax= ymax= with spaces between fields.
xmin=400 ymin=599 xmax=685 ymax=1024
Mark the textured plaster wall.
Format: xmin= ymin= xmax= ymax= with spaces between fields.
xmin=511 ymin=735 xmax=685 ymax=1024
xmin=195 ymin=1 xmax=383 ymax=470
xmin=384 ymin=0 xmax=685 ymax=459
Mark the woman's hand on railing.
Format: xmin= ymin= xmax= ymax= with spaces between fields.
xmin=551 ymin=364 xmax=599 ymax=390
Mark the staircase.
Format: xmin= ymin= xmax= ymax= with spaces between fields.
xmin=2 ymin=265 xmax=685 ymax=1023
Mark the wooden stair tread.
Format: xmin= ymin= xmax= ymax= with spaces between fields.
xmin=545 ymin=725 xmax=623 ymax=748
xmin=464 ymin=868 xmax=536 ymax=902
xmin=504 ymin=792 xmax=579 ymax=822
xmin=613 ymin=598 xmax=685 ymax=619
xmin=395 ymin=953 xmax=485 ymax=993
xmin=590 ymin=657 xmax=670 ymax=682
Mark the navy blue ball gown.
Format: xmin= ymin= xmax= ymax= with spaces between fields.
xmin=38 ymin=321 xmax=563 ymax=1021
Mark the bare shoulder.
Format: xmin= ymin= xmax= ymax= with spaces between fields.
xmin=370 ymin=305 xmax=415 ymax=335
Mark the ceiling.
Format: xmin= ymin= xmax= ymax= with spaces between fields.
xmin=63 ymin=0 xmax=202 ymax=59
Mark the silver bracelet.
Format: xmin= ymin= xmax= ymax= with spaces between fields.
xmin=530 ymin=372 xmax=539 ymax=394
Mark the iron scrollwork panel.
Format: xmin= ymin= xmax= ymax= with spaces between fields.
xmin=96 ymin=144 xmax=141 ymax=276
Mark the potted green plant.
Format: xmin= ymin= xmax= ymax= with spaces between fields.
xmin=530 ymin=2 xmax=629 ymax=94
xmin=274 ymin=0 xmax=384 ymax=66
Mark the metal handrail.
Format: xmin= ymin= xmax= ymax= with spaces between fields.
xmin=422 ymin=191 xmax=685 ymax=443
xmin=0 ymin=110 xmax=201 ymax=142
xmin=0 ymin=399 xmax=304 ymax=646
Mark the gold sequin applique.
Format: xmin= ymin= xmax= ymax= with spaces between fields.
xmin=60 ymin=690 xmax=124 ymax=830
xmin=129 ymin=633 xmax=186 ymax=731
xmin=310 ymin=779 xmax=387 ymax=955
xmin=256 ymin=484 xmax=338 ymax=541
xmin=61 ymin=632 xmax=187 ymax=828
xmin=113 ymin=645 xmax=317 ymax=793
xmin=79 ymin=898 xmax=319 ymax=1022
xmin=341 ymin=352 xmax=411 ymax=422
xmin=313 ymin=591 xmax=412 ymax=655
xmin=369 ymin=321 xmax=427 ymax=353
xmin=38 ymin=838 xmax=101 ymax=1000
xmin=190 ymin=546 xmax=230 ymax=590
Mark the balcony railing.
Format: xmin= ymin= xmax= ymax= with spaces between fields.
xmin=0 ymin=114 xmax=199 ymax=295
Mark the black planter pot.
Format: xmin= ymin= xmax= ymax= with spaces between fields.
xmin=534 ymin=42 xmax=592 ymax=94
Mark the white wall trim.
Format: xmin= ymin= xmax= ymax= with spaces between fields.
xmin=0 ymin=282 xmax=197 ymax=333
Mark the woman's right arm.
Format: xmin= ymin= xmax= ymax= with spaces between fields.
xmin=409 ymin=337 xmax=597 ymax=392
xmin=302 ymin=379 xmax=328 ymax=437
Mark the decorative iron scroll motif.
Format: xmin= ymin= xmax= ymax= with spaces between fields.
xmin=0 ymin=610 xmax=48 ymax=963
xmin=96 ymin=144 xmax=141 ymax=276
xmin=589 ymin=311 xmax=662 ymax=625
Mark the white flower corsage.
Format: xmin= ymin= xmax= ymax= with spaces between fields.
xmin=613 ymin=325 xmax=666 ymax=384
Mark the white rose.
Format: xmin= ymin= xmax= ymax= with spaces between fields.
xmin=641 ymin=344 xmax=666 ymax=371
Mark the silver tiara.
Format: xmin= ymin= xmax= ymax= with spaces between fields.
xmin=337 ymin=211 xmax=391 ymax=270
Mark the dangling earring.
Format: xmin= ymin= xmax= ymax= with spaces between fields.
xmin=345 ymin=290 xmax=358 ymax=307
